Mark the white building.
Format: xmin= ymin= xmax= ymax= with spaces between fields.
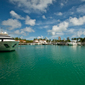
xmin=33 ymin=39 xmax=47 ymax=44
xmin=33 ymin=39 xmax=38 ymax=43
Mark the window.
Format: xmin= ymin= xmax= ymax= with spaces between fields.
xmin=12 ymin=44 xmax=17 ymax=48
xmin=4 ymin=44 xmax=10 ymax=48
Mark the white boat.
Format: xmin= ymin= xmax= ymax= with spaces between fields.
xmin=0 ymin=32 xmax=19 ymax=51
xmin=68 ymin=40 xmax=77 ymax=46
xmin=77 ymin=42 xmax=82 ymax=46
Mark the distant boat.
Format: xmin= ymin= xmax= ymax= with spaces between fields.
xmin=68 ymin=40 xmax=77 ymax=46
xmin=0 ymin=32 xmax=19 ymax=51
xmin=77 ymin=42 xmax=82 ymax=46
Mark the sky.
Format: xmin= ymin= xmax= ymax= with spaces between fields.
xmin=0 ymin=0 xmax=85 ymax=40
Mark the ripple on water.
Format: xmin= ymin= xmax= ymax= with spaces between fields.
xmin=0 ymin=45 xmax=85 ymax=85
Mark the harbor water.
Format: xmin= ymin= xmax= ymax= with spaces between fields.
xmin=0 ymin=45 xmax=85 ymax=85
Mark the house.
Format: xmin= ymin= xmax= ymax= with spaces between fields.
xmin=33 ymin=39 xmax=47 ymax=44
xmin=33 ymin=39 xmax=38 ymax=43
xmin=15 ymin=40 xmax=26 ymax=43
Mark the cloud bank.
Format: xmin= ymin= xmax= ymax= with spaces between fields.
xmin=2 ymin=19 xmax=21 ymax=30
xmin=10 ymin=10 xmax=25 ymax=20
xmin=9 ymin=0 xmax=55 ymax=13
xmin=48 ymin=15 xmax=85 ymax=37
xmin=25 ymin=16 xmax=36 ymax=26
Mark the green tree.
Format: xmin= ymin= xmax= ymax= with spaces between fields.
xmin=14 ymin=37 xmax=19 ymax=40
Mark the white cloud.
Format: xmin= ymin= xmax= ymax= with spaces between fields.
xmin=2 ymin=19 xmax=21 ymax=30
xmin=67 ymin=29 xmax=75 ymax=33
xmin=14 ymin=30 xmax=21 ymax=34
xmin=52 ymin=21 xmax=69 ymax=32
xmin=42 ymin=15 xmax=46 ymax=19
xmin=58 ymin=19 xmax=60 ymax=22
xmin=49 ymin=32 xmax=64 ymax=39
xmin=56 ymin=32 xmax=64 ymax=35
xmin=77 ymin=30 xmax=83 ymax=37
xmin=25 ymin=16 xmax=36 ymax=26
xmin=49 ymin=17 xmax=53 ymax=19
xmin=81 ymin=0 xmax=85 ymax=1
xmin=37 ymin=35 xmax=43 ymax=39
xmin=26 ymin=36 xmax=36 ymax=40
xmin=69 ymin=16 xmax=85 ymax=25
xmin=39 ymin=26 xmax=49 ymax=29
xmin=48 ymin=21 xmax=69 ymax=36
xmin=10 ymin=10 xmax=25 ymax=20
xmin=77 ymin=5 xmax=85 ymax=13
xmin=14 ymin=27 xmax=35 ymax=35
xmin=47 ymin=15 xmax=85 ymax=38
xmin=14 ymin=30 xmax=26 ymax=35
xmin=20 ymin=36 xmax=23 ymax=39
xmin=55 ymin=12 xmax=63 ymax=16
xmin=44 ymin=26 xmax=49 ymax=28
xmin=9 ymin=0 xmax=55 ymax=13
xmin=21 ymin=27 xmax=35 ymax=33
xmin=51 ymin=32 xmax=55 ymax=36
xmin=77 ymin=30 xmax=85 ymax=37
xmin=36 ymin=19 xmax=58 ymax=26
xmin=60 ymin=3 xmax=64 ymax=7
xmin=71 ymin=29 xmax=85 ymax=38
xmin=47 ymin=14 xmax=85 ymax=37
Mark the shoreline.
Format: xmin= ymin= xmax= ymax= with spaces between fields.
xmin=19 ymin=42 xmax=85 ymax=46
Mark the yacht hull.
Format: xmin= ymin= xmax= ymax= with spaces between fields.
xmin=68 ymin=43 xmax=77 ymax=46
xmin=0 ymin=41 xmax=19 ymax=51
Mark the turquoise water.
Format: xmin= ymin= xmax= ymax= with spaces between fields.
xmin=0 ymin=45 xmax=85 ymax=85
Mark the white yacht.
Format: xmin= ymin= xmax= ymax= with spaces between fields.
xmin=0 ymin=32 xmax=19 ymax=51
xmin=77 ymin=42 xmax=82 ymax=46
xmin=68 ymin=40 xmax=77 ymax=46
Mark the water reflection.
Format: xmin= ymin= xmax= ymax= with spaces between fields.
xmin=34 ymin=45 xmax=46 ymax=49
xmin=71 ymin=46 xmax=77 ymax=51
xmin=69 ymin=46 xmax=82 ymax=51
xmin=0 ymin=51 xmax=19 ymax=65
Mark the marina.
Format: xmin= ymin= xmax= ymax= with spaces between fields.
xmin=0 ymin=0 xmax=85 ymax=85
xmin=24 ymin=42 xmax=84 ymax=46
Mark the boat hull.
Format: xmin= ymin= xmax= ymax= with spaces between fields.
xmin=0 ymin=41 xmax=19 ymax=51
xmin=68 ymin=43 xmax=77 ymax=46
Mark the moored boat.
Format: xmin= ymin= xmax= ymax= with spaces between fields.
xmin=77 ymin=42 xmax=82 ymax=46
xmin=68 ymin=40 xmax=77 ymax=46
xmin=0 ymin=32 xmax=19 ymax=51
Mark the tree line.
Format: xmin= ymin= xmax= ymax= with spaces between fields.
xmin=72 ymin=38 xmax=85 ymax=42
xmin=13 ymin=37 xmax=33 ymax=43
xmin=13 ymin=37 xmax=85 ymax=43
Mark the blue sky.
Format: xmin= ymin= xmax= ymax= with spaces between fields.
xmin=0 ymin=0 xmax=85 ymax=40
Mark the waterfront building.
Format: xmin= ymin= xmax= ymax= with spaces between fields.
xmin=58 ymin=36 xmax=61 ymax=40
xmin=68 ymin=40 xmax=77 ymax=46
xmin=67 ymin=37 xmax=70 ymax=40
xmin=33 ymin=39 xmax=47 ymax=44
xmin=64 ymin=38 xmax=65 ymax=41
xmin=33 ymin=39 xmax=38 ymax=43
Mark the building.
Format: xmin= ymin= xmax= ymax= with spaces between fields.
xmin=67 ymin=37 xmax=70 ymax=40
xmin=64 ymin=38 xmax=65 ymax=41
xmin=33 ymin=39 xmax=38 ymax=43
xmin=33 ymin=39 xmax=47 ymax=44
xmin=58 ymin=36 xmax=61 ymax=40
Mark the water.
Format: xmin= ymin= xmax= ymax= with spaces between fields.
xmin=0 ymin=45 xmax=85 ymax=85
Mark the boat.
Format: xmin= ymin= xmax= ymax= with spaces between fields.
xmin=0 ymin=32 xmax=19 ymax=51
xmin=77 ymin=42 xmax=82 ymax=46
xmin=68 ymin=40 xmax=77 ymax=46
